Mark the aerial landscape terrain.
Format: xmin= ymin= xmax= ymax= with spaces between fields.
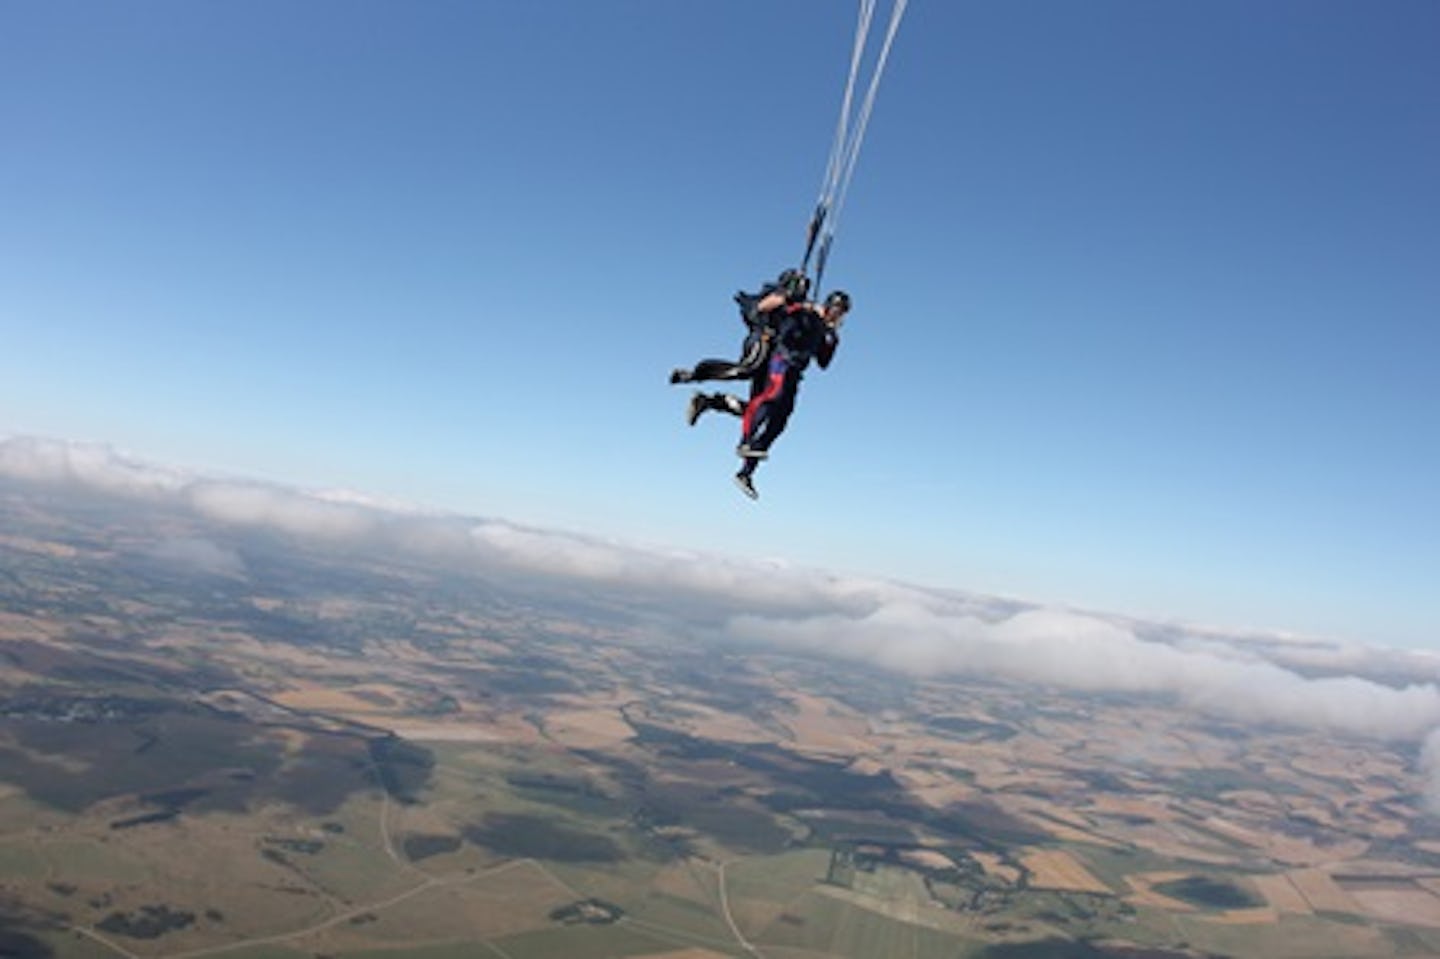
xmin=3 ymin=459 xmax=1440 ymax=959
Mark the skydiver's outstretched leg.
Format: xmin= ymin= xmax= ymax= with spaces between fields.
xmin=671 ymin=359 xmax=749 ymax=384
xmin=685 ymin=392 xmax=744 ymax=426
xmin=670 ymin=328 xmax=770 ymax=384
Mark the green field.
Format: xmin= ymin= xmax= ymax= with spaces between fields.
xmin=191 ymin=948 xmax=312 ymax=959
xmin=0 ymin=840 xmax=47 ymax=879
xmin=287 ymin=831 xmax=420 ymax=904
xmin=626 ymin=889 xmax=735 ymax=945
xmin=37 ymin=838 xmax=149 ymax=882
xmin=1170 ymin=911 xmax=1392 ymax=959
xmin=24 ymin=930 xmax=124 ymax=959
xmin=756 ymin=889 xmax=982 ymax=958
xmin=490 ymin=919 xmax=731 ymax=959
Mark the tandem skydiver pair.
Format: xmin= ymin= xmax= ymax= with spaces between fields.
xmin=669 ymin=268 xmax=851 ymax=500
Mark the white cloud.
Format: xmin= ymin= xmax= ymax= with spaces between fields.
xmin=185 ymin=481 xmax=381 ymax=540
xmin=0 ymin=435 xmax=188 ymax=497
xmin=722 ymin=604 xmax=1440 ymax=740
xmin=4 ymin=435 xmax=1439 ymax=753
xmin=145 ymin=536 xmax=248 ymax=578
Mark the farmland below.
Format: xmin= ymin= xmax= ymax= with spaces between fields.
xmin=3 ymin=479 xmax=1440 ymax=958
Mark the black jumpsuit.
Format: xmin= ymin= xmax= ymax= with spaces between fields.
xmin=739 ymin=306 xmax=837 ymax=462
xmin=674 ymin=284 xmax=800 ymax=384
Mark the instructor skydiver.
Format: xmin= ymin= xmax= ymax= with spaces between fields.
xmin=727 ymin=289 xmax=850 ymax=499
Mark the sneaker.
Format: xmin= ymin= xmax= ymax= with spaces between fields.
xmin=736 ymin=443 xmax=768 ymax=460
xmin=669 ymin=368 xmax=692 ymax=385
xmin=686 ymin=392 xmax=708 ymax=427
xmin=734 ymin=473 xmax=758 ymax=500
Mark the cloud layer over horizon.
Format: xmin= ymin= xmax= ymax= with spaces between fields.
xmin=4 ymin=434 xmax=1439 ymax=809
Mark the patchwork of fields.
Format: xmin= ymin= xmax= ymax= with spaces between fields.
xmin=3 ymin=483 xmax=1440 ymax=958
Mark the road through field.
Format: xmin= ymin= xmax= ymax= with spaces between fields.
xmin=718 ymin=859 xmax=764 ymax=958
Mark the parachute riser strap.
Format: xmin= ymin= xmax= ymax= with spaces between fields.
xmin=814 ymin=235 xmax=834 ymax=297
xmin=802 ymin=203 xmax=828 ymax=274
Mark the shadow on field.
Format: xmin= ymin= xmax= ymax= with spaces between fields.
xmin=0 ymin=696 xmax=435 ymax=817
xmin=464 ymin=813 xmax=625 ymax=863
xmin=0 ymin=899 xmax=55 ymax=959
xmin=979 ymin=938 xmax=1203 ymax=959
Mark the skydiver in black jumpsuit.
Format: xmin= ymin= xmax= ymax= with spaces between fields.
xmin=669 ymin=269 xmax=811 ymax=426
xmin=731 ymin=290 xmax=848 ymax=499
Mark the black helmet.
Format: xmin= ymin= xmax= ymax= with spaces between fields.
xmin=777 ymin=268 xmax=811 ymax=300
xmin=824 ymin=290 xmax=851 ymax=312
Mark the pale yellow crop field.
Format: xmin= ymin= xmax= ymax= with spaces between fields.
xmin=1019 ymin=849 xmax=1111 ymax=893
xmin=1251 ymin=872 xmax=1313 ymax=915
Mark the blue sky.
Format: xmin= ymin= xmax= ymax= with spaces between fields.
xmin=2 ymin=1 xmax=1437 ymax=649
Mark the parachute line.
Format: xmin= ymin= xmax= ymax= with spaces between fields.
xmin=817 ymin=0 xmax=876 ymax=214
xmin=805 ymin=0 xmax=907 ymax=292
xmin=829 ymin=0 xmax=906 ymax=239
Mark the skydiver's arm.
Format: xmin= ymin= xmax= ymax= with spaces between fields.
xmin=816 ymin=330 xmax=839 ymax=369
xmin=755 ymin=291 xmax=787 ymax=314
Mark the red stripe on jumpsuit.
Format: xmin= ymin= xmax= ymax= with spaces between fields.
xmin=741 ymin=366 xmax=786 ymax=440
